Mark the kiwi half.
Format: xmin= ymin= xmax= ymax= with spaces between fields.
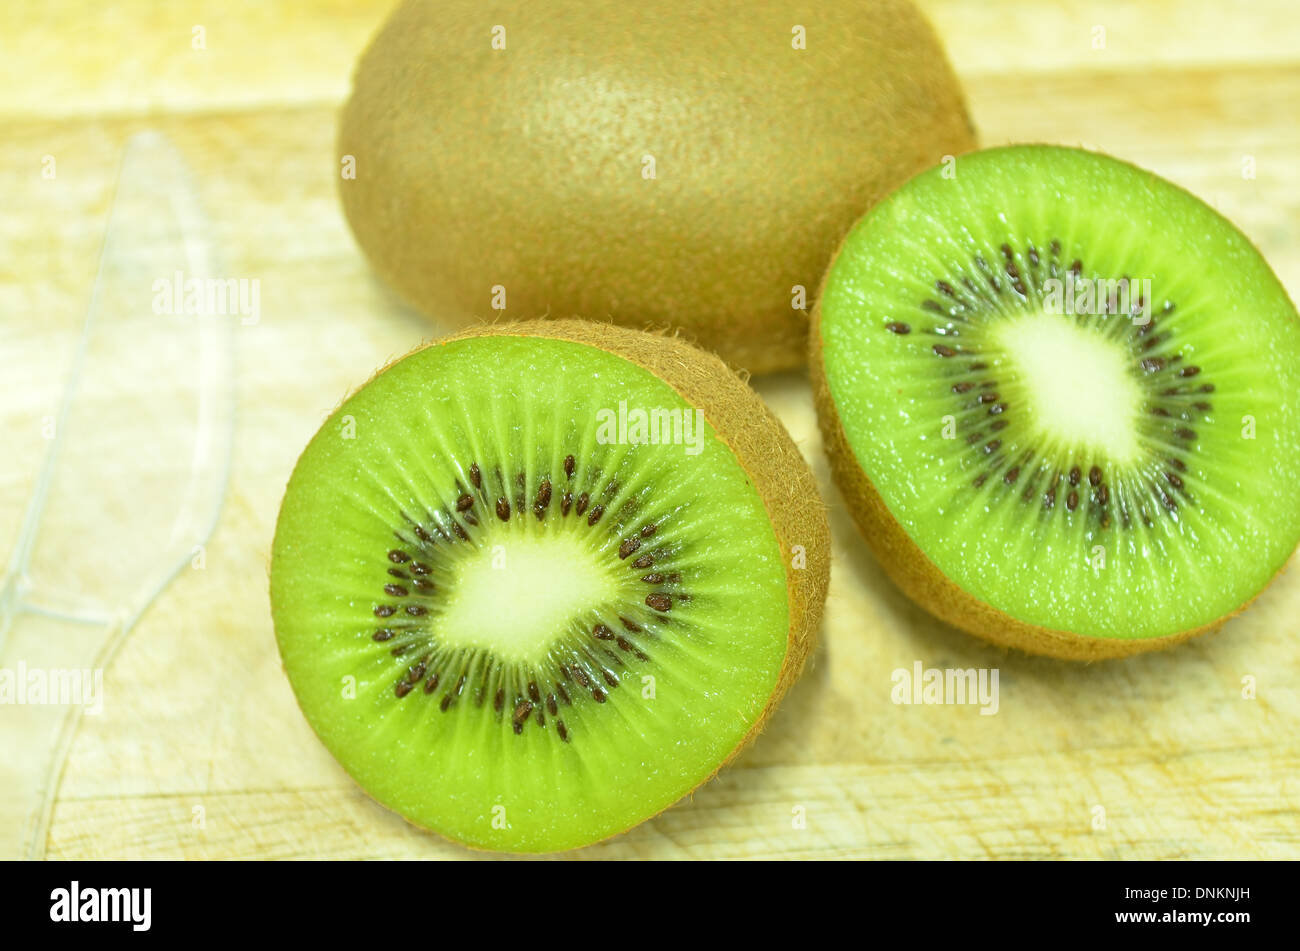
xmin=271 ymin=320 xmax=829 ymax=851
xmin=338 ymin=0 xmax=974 ymax=374
xmin=812 ymin=145 xmax=1300 ymax=659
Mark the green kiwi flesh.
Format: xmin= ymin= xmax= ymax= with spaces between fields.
xmin=271 ymin=329 xmax=808 ymax=851
xmin=815 ymin=145 xmax=1300 ymax=651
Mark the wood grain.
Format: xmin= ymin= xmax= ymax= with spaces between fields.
xmin=1 ymin=0 xmax=1297 ymax=859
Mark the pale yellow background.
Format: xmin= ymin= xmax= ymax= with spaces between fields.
xmin=1 ymin=1 xmax=1297 ymax=858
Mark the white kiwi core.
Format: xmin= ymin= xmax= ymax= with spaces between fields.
xmin=434 ymin=524 xmax=624 ymax=664
xmin=993 ymin=312 xmax=1143 ymax=465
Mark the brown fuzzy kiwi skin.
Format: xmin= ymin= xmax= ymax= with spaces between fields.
xmin=808 ymin=308 xmax=1261 ymax=662
xmin=337 ymin=0 xmax=975 ymax=375
xmin=446 ymin=320 xmax=830 ymax=732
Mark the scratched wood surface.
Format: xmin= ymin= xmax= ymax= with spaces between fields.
xmin=1 ymin=0 xmax=1297 ymax=859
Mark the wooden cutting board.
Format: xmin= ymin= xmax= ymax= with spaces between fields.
xmin=2 ymin=0 xmax=1297 ymax=859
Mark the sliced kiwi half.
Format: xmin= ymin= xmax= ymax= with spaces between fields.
xmin=813 ymin=144 xmax=1300 ymax=659
xmin=271 ymin=320 xmax=828 ymax=851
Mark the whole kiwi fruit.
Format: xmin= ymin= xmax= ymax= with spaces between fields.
xmin=271 ymin=319 xmax=830 ymax=851
xmin=812 ymin=145 xmax=1300 ymax=660
xmin=338 ymin=0 xmax=975 ymax=373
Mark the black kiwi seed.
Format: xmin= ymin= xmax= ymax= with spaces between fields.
xmin=633 ymin=553 xmax=654 ymax=568
xmin=618 ymin=537 xmax=641 ymax=559
xmin=886 ymin=322 xmax=910 ymax=334
xmin=374 ymin=605 xmax=395 ymax=617
xmin=1068 ymin=467 xmax=1081 ymax=487
xmin=587 ymin=504 xmax=604 ymax=525
xmin=388 ymin=549 xmax=410 ymax=563
xmin=384 ymin=584 xmax=408 ymax=597
xmin=496 ymin=497 xmax=510 ymax=520
xmin=513 ymin=701 xmax=533 ymax=732
xmin=1088 ymin=466 xmax=1102 ymax=486
xmin=575 ymin=492 xmax=589 ymax=515
xmin=933 ymin=344 xmax=957 ymax=357
xmin=646 ymin=593 xmax=672 ymax=612
xmin=561 ymin=491 xmax=573 ymax=515
xmin=468 ymin=463 xmax=481 ymax=488
xmin=564 ymin=454 xmax=575 ymax=478
xmin=593 ymin=624 xmax=614 ymax=640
